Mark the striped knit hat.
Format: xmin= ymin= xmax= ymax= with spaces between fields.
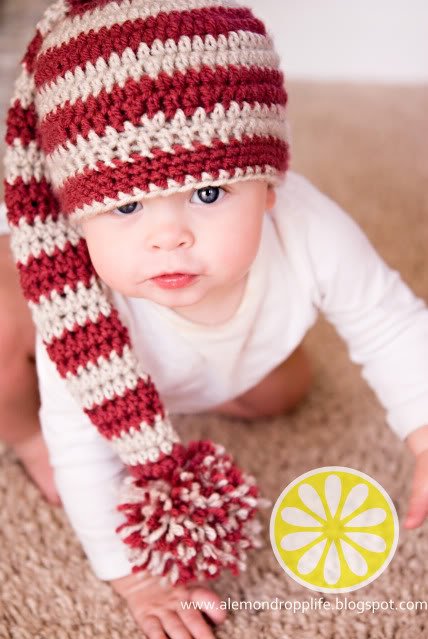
xmin=3 ymin=0 xmax=290 ymax=586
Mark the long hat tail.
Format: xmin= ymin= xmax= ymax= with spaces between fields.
xmin=3 ymin=0 xmax=270 ymax=586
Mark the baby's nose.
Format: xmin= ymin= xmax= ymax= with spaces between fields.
xmin=148 ymin=224 xmax=193 ymax=251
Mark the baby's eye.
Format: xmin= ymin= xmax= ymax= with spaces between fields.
xmin=112 ymin=201 xmax=143 ymax=216
xmin=191 ymin=186 xmax=226 ymax=205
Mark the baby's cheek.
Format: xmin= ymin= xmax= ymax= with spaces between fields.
xmin=218 ymin=232 xmax=259 ymax=277
xmin=223 ymin=247 xmax=245 ymax=275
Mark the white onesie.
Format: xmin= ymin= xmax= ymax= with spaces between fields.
xmin=2 ymin=170 xmax=428 ymax=580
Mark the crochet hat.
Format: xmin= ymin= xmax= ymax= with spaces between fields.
xmin=3 ymin=0 xmax=290 ymax=586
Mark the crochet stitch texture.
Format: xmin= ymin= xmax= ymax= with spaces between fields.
xmin=3 ymin=0 xmax=290 ymax=585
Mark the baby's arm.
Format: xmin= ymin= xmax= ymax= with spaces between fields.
xmin=291 ymin=175 xmax=428 ymax=526
xmin=35 ymin=330 xmax=134 ymax=580
xmin=35 ymin=331 xmax=226 ymax=638
xmin=297 ymin=176 xmax=428 ymax=444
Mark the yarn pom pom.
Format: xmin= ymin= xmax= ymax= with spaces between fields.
xmin=115 ymin=440 xmax=272 ymax=586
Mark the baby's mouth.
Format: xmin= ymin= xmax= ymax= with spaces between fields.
xmin=150 ymin=274 xmax=200 ymax=289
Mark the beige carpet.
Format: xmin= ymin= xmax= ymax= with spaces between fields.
xmin=1 ymin=3 xmax=427 ymax=637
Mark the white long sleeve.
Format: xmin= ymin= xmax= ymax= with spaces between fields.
xmin=35 ymin=331 xmax=133 ymax=580
xmin=288 ymin=174 xmax=428 ymax=440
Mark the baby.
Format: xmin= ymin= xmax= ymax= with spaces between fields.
xmin=2 ymin=1 xmax=428 ymax=638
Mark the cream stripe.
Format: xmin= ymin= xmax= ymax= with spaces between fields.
xmin=68 ymin=165 xmax=284 ymax=223
xmin=4 ymin=139 xmax=44 ymax=186
xmin=111 ymin=413 xmax=181 ymax=466
xmin=7 ymin=1 xmax=67 ymax=115
xmin=36 ymin=31 xmax=278 ymax=119
xmin=10 ymin=66 xmax=35 ymax=110
xmin=8 ymin=212 xmax=82 ymax=267
xmin=28 ymin=275 xmax=112 ymax=343
xmin=64 ymin=343 xmax=149 ymax=410
xmin=40 ymin=0 xmax=241 ymax=55
xmin=47 ymin=101 xmax=287 ymax=189
xmin=36 ymin=0 xmax=69 ymax=38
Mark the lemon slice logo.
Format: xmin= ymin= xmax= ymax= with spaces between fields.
xmin=270 ymin=467 xmax=399 ymax=593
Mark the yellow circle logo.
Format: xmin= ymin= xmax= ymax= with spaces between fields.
xmin=270 ymin=467 xmax=399 ymax=593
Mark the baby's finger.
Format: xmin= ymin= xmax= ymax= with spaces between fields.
xmin=177 ymin=607 xmax=216 ymax=639
xmin=161 ymin=610 xmax=192 ymax=639
xmin=139 ymin=613 xmax=167 ymax=639
xmin=189 ymin=587 xmax=227 ymax=625
xmin=404 ymin=495 xmax=428 ymax=528
xmin=404 ymin=469 xmax=428 ymax=528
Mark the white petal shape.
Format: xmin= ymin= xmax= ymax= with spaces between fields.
xmin=340 ymin=483 xmax=368 ymax=520
xmin=340 ymin=539 xmax=368 ymax=577
xmin=324 ymin=540 xmax=341 ymax=585
xmin=298 ymin=483 xmax=327 ymax=520
xmin=324 ymin=474 xmax=341 ymax=518
xmin=344 ymin=532 xmax=386 ymax=552
xmin=297 ymin=538 xmax=327 ymax=575
xmin=345 ymin=508 xmax=386 ymax=527
xmin=280 ymin=531 xmax=323 ymax=551
xmin=281 ymin=507 xmax=323 ymax=527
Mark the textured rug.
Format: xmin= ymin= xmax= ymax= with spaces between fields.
xmin=1 ymin=2 xmax=427 ymax=637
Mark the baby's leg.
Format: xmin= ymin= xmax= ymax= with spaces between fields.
xmin=208 ymin=343 xmax=313 ymax=420
xmin=0 ymin=235 xmax=60 ymax=505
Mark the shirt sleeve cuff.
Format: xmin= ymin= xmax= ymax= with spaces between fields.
xmin=88 ymin=551 xmax=133 ymax=581
xmin=387 ymin=398 xmax=428 ymax=441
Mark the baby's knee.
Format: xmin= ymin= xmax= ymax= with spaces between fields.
xmin=240 ymin=346 xmax=314 ymax=419
xmin=283 ymin=346 xmax=314 ymax=412
xmin=0 ymin=308 xmax=35 ymax=381
xmin=0 ymin=238 xmax=35 ymax=362
xmin=294 ymin=345 xmax=314 ymax=397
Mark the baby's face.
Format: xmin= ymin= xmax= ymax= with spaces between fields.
xmin=80 ymin=179 xmax=276 ymax=310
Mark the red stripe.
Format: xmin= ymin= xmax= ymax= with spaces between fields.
xmin=126 ymin=442 xmax=185 ymax=481
xmin=39 ymin=65 xmax=286 ymax=154
xmin=59 ymin=134 xmax=289 ymax=214
xmin=22 ymin=30 xmax=43 ymax=74
xmin=84 ymin=375 xmax=166 ymax=439
xmin=35 ymin=6 xmax=265 ymax=88
xmin=46 ymin=308 xmax=131 ymax=377
xmin=4 ymin=176 xmax=60 ymax=227
xmin=6 ymin=99 xmax=37 ymax=145
xmin=15 ymin=236 xmax=96 ymax=302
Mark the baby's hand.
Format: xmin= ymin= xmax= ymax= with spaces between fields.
xmin=110 ymin=571 xmax=227 ymax=639
xmin=403 ymin=449 xmax=428 ymax=529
